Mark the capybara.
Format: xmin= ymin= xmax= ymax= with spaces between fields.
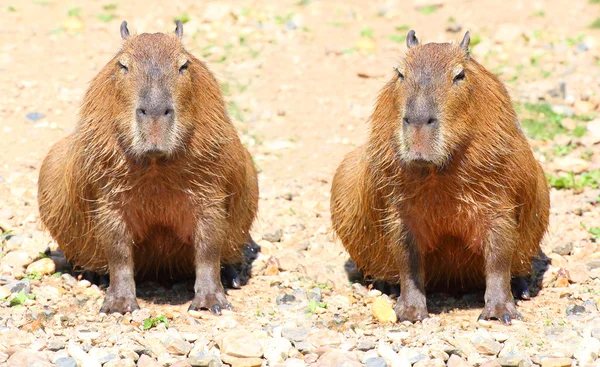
xmin=38 ymin=21 xmax=259 ymax=314
xmin=330 ymin=30 xmax=549 ymax=323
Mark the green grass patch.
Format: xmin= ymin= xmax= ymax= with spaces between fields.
xmin=9 ymin=291 xmax=35 ymax=307
xmin=67 ymin=7 xmax=82 ymax=17
xmin=552 ymin=143 xmax=577 ymax=157
xmin=591 ymin=18 xmax=600 ymax=28
xmin=396 ymin=25 xmax=411 ymax=32
xmin=103 ymin=3 xmax=118 ymax=10
xmin=389 ymin=34 xmax=406 ymax=43
xmin=7 ymin=6 xmax=16 ymax=11
xmin=418 ymin=5 xmax=438 ymax=15
xmin=97 ymin=13 xmax=116 ymax=22
xmin=143 ymin=315 xmax=169 ymax=330
xmin=546 ymin=169 xmax=600 ymax=190
xmin=361 ymin=27 xmax=374 ymax=38
xmin=174 ymin=13 xmax=190 ymax=24
xmin=275 ymin=12 xmax=294 ymax=24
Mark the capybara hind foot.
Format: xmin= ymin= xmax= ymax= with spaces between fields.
xmin=394 ymin=297 xmax=429 ymax=322
xmin=100 ymin=293 xmax=139 ymax=314
xmin=221 ymin=264 xmax=241 ymax=289
xmin=478 ymin=299 xmax=522 ymax=324
xmin=511 ymin=277 xmax=531 ymax=300
xmin=188 ymin=290 xmax=233 ymax=315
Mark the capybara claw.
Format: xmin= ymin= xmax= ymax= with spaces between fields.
xmin=394 ymin=303 xmax=429 ymax=323
xmin=478 ymin=301 xmax=521 ymax=324
xmin=100 ymin=296 xmax=140 ymax=314
xmin=188 ymin=293 xmax=232 ymax=315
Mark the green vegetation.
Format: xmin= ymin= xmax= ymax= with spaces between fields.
xmin=143 ymin=315 xmax=169 ymax=330
xmin=517 ymin=103 xmax=593 ymax=140
xmin=23 ymin=272 xmax=42 ymax=281
xmin=174 ymin=13 xmax=191 ymax=24
xmin=103 ymin=3 xmax=118 ymax=10
xmin=396 ymin=25 xmax=411 ymax=32
xmin=546 ymin=169 xmax=600 ymax=190
xmin=361 ymin=27 xmax=374 ymax=38
xmin=552 ymin=143 xmax=577 ymax=157
xmin=68 ymin=7 xmax=82 ymax=17
xmin=97 ymin=13 xmax=116 ymax=22
xmin=275 ymin=12 xmax=294 ymax=24
xmin=389 ymin=34 xmax=406 ymax=43
xmin=591 ymin=18 xmax=600 ymax=29
xmin=418 ymin=5 xmax=438 ymax=15
xmin=9 ymin=291 xmax=35 ymax=307
xmin=7 ymin=6 xmax=16 ymax=11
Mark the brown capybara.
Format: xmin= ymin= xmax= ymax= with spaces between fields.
xmin=37 ymin=21 xmax=259 ymax=315
xmin=330 ymin=31 xmax=549 ymax=324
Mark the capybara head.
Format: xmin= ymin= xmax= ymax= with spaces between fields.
xmin=392 ymin=30 xmax=472 ymax=167
xmin=103 ymin=21 xmax=198 ymax=158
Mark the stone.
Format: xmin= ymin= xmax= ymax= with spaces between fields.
xmin=26 ymin=112 xmax=45 ymax=122
xmin=497 ymin=355 xmax=528 ymax=367
xmin=171 ymin=361 xmax=193 ymax=367
xmin=26 ymin=258 xmax=56 ymax=275
xmin=372 ymin=296 xmax=397 ymax=323
xmin=573 ymin=337 xmax=600 ymax=365
xmin=365 ymin=357 xmax=388 ymax=367
xmin=263 ymin=228 xmax=283 ymax=242
xmin=7 ymin=351 xmax=52 ymax=367
xmin=566 ymin=304 xmax=587 ymax=315
xmin=276 ymin=359 xmax=306 ymax=367
xmin=414 ymin=359 xmax=446 ymax=367
xmin=164 ymin=335 xmax=193 ymax=355
xmin=378 ymin=341 xmax=406 ymax=367
xmin=447 ymin=354 xmax=473 ymax=367
xmin=315 ymin=349 xmax=362 ymax=367
xmin=308 ymin=287 xmax=322 ymax=303
xmin=187 ymin=353 xmax=222 ymax=366
xmin=566 ymin=263 xmax=590 ymax=284
xmin=48 ymin=339 xmax=67 ymax=351
xmin=55 ymin=357 xmax=77 ymax=367
xmin=216 ymin=330 xmax=263 ymax=358
xmin=473 ymin=336 xmax=503 ymax=355
xmin=540 ymin=357 xmax=573 ymax=367
xmin=263 ymin=337 xmax=292 ymax=364
xmin=552 ymin=243 xmax=573 ymax=256
xmin=137 ymin=355 xmax=162 ymax=367
xmin=6 ymin=279 xmax=31 ymax=295
xmin=0 ymin=286 xmax=11 ymax=299
xmin=479 ymin=361 xmax=502 ymax=367
xmin=220 ymin=354 xmax=263 ymax=367
xmin=105 ymin=359 xmax=135 ymax=367
xmin=281 ymin=327 xmax=309 ymax=342
xmin=357 ymin=340 xmax=376 ymax=351
xmin=1 ymin=251 xmax=33 ymax=270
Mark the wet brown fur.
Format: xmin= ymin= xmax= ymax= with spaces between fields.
xmin=330 ymin=38 xmax=550 ymax=293
xmin=38 ymin=30 xmax=258 ymax=281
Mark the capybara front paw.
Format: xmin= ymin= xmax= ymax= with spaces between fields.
xmin=478 ymin=300 xmax=522 ymax=324
xmin=188 ymin=291 xmax=233 ymax=315
xmin=394 ymin=302 xmax=429 ymax=322
xmin=100 ymin=294 xmax=140 ymax=314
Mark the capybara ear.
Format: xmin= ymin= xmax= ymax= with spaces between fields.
xmin=175 ymin=20 xmax=183 ymax=40
xmin=460 ymin=31 xmax=471 ymax=55
xmin=120 ymin=21 xmax=130 ymax=40
xmin=407 ymin=30 xmax=419 ymax=49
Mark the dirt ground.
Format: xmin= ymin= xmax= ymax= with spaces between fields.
xmin=1 ymin=1 xmax=600 ymax=366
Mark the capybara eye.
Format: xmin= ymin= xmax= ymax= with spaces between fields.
xmin=453 ymin=69 xmax=466 ymax=83
xmin=118 ymin=61 xmax=129 ymax=73
xmin=179 ymin=60 xmax=189 ymax=74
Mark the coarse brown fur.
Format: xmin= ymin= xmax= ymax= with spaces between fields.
xmin=38 ymin=21 xmax=258 ymax=314
xmin=330 ymin=31 xmax=549 ymax=323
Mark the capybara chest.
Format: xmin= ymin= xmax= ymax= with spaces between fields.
xmin=399 ymin=178 xmax=488 ymax=254
xmin=112 ymin=165 xmax=200 ymax=244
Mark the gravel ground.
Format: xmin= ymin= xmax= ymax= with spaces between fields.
xmin=1 ymin=1 xmax=600 ymax=366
